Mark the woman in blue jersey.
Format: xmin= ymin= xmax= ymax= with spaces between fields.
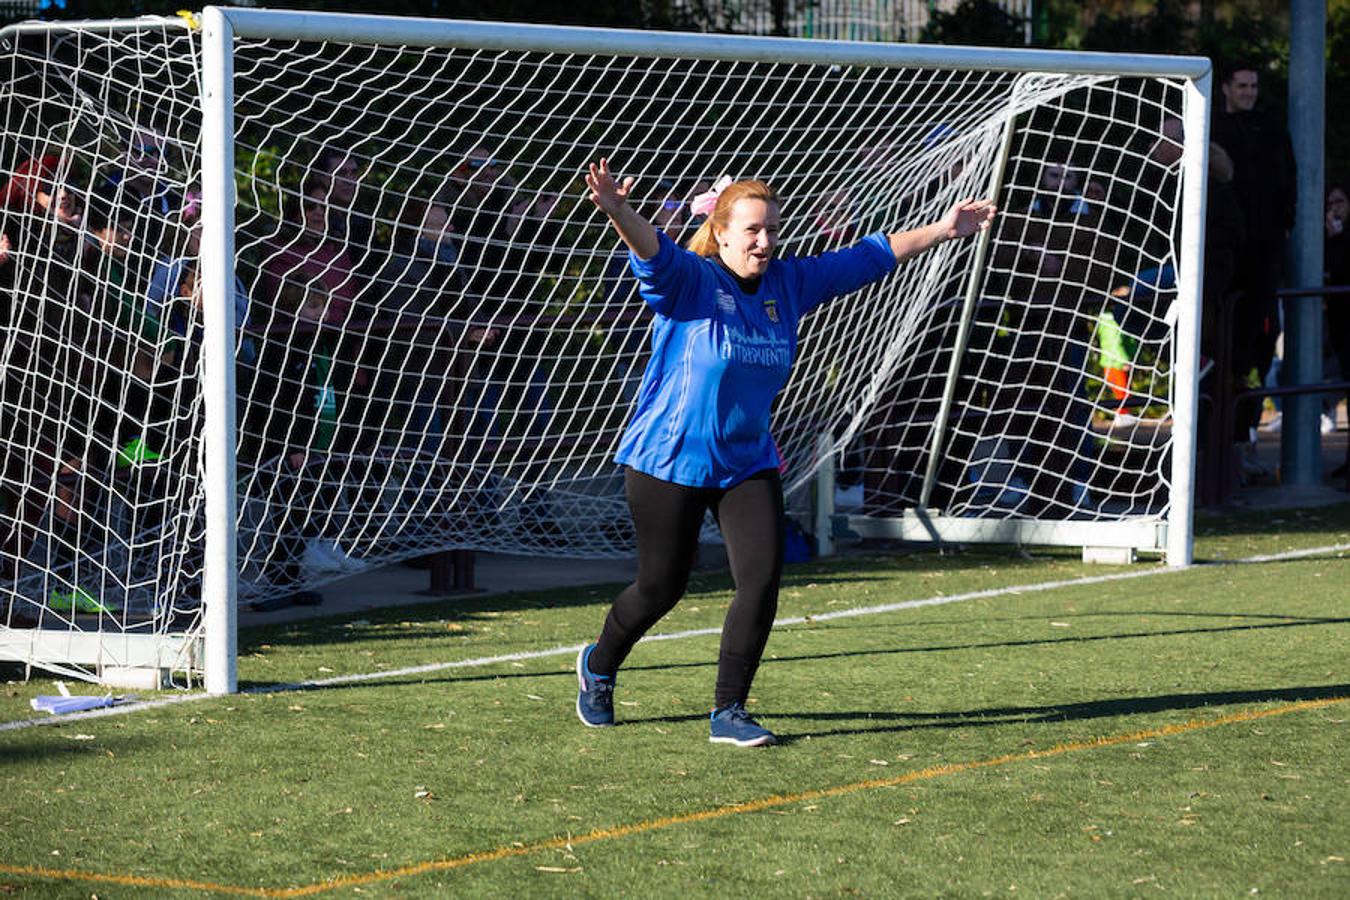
xmin=576 ymin=158 xmax=996 ymax=746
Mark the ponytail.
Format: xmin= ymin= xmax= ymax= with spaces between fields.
xmin=685 ymin=218 xmax=719 ymax=256
xmin=684 ymin=179 xmax=779 ymax=257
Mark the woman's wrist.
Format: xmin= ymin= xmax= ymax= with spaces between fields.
xmin=601 ymin=197 xmax=632 ymax=218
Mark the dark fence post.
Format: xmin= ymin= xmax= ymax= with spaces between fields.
xmin=420 ymin=549 xmax=477 ymax=596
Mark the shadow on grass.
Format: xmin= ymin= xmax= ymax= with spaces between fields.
xmin=237 ymin=500 xmax=1350 ymax=651
xmin=1194 ymin=502 xmax=1350 ymax=542
xmin=236 ymin=569 xmax=869 ymax=651
xmin=811 ymin=608 xmax=1346 ymax=635
xmin=237 ymin=589 xmax=624 ymax=649
xmin=235 ymin=553 xmax=1068 ymax=652
xmin=781 ymin=616 xmax=1350 ymax=661
xmin=756 ymin=683 xmax=1350 ymax=745
xmin=234 ymin=611 xmax=1349 ymax=695
xmin=611 ymin=684 xmax=1350 ymax=741
xmin=0 ymin=733 xmax=156 ymax=767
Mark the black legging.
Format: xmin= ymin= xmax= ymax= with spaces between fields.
xmin=589 ymin=466 xmax=784 ymax=709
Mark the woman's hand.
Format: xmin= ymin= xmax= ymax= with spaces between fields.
xmin=887 ymin=198 xmax=998 ymax=264
xmin=584 ymin=157 xmax=660 ymax=259
xmin=936 ymin=198 xmax=997 ymax=241
xmin=585 ymin=158 xmax=636 ymax=216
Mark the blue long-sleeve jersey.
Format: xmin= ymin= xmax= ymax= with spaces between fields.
xmin=615 ymin=230 xmax=897 ymax=487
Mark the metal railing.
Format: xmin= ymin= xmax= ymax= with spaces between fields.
xmin=663 ymin=0 xmax=1036 ymax=43
xmin=1201 ymin=284 xmax=1349 ymax=505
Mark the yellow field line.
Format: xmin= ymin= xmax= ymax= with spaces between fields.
xmin=2 ymin=696 xmax=1344 ymax=897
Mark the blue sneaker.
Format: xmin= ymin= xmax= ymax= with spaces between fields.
xmin=575 ymin=643 xmax=615 ymax=727
xmin=709 ymin=703 xmax=777 ymax=747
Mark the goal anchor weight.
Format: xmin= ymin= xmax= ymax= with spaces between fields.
xmin=418 ymin=550 xmax=479 ymax=596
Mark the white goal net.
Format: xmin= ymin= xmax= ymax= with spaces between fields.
xmin=0 ymin=10 xmax=1208 ymax=687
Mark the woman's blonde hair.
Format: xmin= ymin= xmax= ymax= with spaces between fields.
xmin=685 ymin=179 xmax=780 ymax=257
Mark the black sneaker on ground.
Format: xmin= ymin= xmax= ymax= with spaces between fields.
xmin=709 ymin=702 xmax=777 ymax=747
xmin=575 ymin=643 xmax=615 ymax=727
xmin=248 ymin=590 xmax=323 ymax=612
xmin=249 ymin=594 xmax=292 ymax=613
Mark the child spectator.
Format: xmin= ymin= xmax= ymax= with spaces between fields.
xmin=360 ymin=197 xmax=468 ymax=456
xmin=1 ymin=154 xmax=82 ymax=228
xmin=146 ymin=191 xmax=255 ymax=364
xmin=239 ymin=278 xmax=366 ymax=608
xmin=261 ymin=180 xmax=361 ymax=325
xmin=311 ymin=147 xmax=377 ymax=273
xmin=103 ymin=129 xmax=181 ymax=217
xmin=1028 ymin=163 xmax=1092 ymax=219
xmin=439 ymin=144 xmax=554 ymax=443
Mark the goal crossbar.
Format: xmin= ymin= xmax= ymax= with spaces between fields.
xmin=212 ymin=8 xmax=1211 ymax=79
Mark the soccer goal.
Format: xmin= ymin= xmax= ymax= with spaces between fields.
xmin=0 ymin=8 xmax=1210 ymax=692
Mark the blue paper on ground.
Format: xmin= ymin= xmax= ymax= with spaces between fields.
xmin=30 ymin=694 xmax=120 ymax=715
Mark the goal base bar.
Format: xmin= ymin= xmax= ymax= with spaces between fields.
xmin=0 ymin=630 xmax=202 ymax=684
xmin=838 ymin=512 xmax=1167 ymax=555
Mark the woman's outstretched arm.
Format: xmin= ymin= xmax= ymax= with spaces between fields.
xmin=888 ymin=198 xmax=997 ymax=263
xmin=585 ymin=158 xmax=660 ymax=260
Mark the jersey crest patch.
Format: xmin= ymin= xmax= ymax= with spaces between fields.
xmin=763 ymin=299 xmax=779 ymax=323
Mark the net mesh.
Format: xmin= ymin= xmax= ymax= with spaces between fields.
xmin=0 ymin=18 xmax=1193 ymax=681
xmin=0 ymin=22 xmax=205 ymax=677
xmin=851 ymin=77 xmax=1187 ymax=521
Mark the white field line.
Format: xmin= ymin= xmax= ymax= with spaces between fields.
xmin=3 ymin=541 xmax=1347 ymax=733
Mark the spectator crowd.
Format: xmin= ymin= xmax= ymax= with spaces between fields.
xmin=0 ymin=130 xmax=717 ymax=617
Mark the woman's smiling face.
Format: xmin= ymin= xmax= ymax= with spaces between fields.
xmin=716 ymin=197 xmax=780 ymax=280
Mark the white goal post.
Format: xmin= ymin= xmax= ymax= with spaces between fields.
xmin=0 ymin=8 xmax=1211 ymax=694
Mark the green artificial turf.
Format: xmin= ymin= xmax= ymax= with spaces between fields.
xmin=0 ymin=505 xmax=1346 ymax=897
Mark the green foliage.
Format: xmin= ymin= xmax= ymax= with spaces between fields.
xmin=1046 ymin=0 xmax=1346 ymax=187
xmin=236 ymin=143 xmax=285 ymax=217
xmin=920 ymin=0 xmax=1027 ymax=48
xmin=1192 ymin=14 xmax=1289 ymax=75
xmin=36 ymin=0 xmax=647 ymax=27
xmin=1330 ymin=1 xmax=1350 ymax=184
xmin=1024 ymin=0 xmax=1081 ymax=48
xmin=1078 ymin=2 xmax=1193 ymax=54
xmin=1075 ymin=0 xmax=1291 ymax=90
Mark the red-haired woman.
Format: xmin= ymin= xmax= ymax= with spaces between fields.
xmin=574 ymin=158 xmax=995 ymax=746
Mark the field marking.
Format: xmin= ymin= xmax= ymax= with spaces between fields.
xmin=2 ymin=540 xmax=1347 ymax=734
xmin=2 ymin=696 xmax=1344 ymax=897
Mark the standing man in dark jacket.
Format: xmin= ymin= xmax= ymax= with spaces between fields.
xmin=1209 ymin=61 xmax=1297 ymax=451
